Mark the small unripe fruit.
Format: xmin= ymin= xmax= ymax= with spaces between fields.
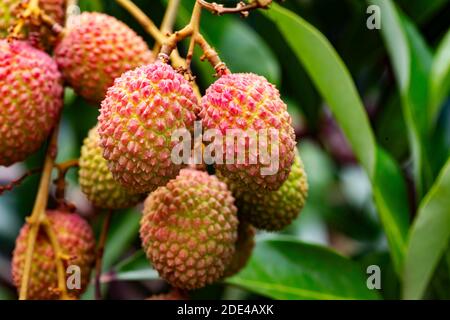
xmin=222 ymin=152 xmax=308 ymax=231
xmin=11 ymin=211 xmax=96 ymax=300
xmin=200 ymin=72 xmax=296 ymax=192
xmin=140 ymin=169 xmax=238 ymax=290
xmin=98 ymin=62 xmax=199 ymax=194
xmin=79 ymin=126 xmax=143 ymax=209
xmin=223 ymin=221 xmax=255 ymax=278
xmin=0 ymin=40 xmax=63 ymax=166
xmin=54 ymin=12 xmax=154 ymax=103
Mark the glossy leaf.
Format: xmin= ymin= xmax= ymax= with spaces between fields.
xmin=430 ymin=29 xmax=450 ymax=123
xmin=403 ymin=158 xmax=450 ymax=299
xmin=263 ymin=3 xmax=409 ymax=273
xmin=370 ymin=0 xmax=433 ymax=196
xmin=227 ymin=237 xmax=379 ymax=300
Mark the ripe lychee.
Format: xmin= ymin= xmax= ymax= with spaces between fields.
xmin=98 ymin=62 xmax=199 ymax=194
xmin=54 ymin=12 xmax=154 ymax=103
xmin=79 ymin=126 xmax=143 ymax=209
xmin=140 ymin=169 xmax=238 ymax=290
xmin=200 ymin=72 xmax=296 ymax=192
xmin=222 ymin=151 xmax=308 ymax=231
xmin=0 ymin=40 xmax=63 ymax=166
xmin=223 ymin=221 xmax=255 ymax=278
xmin=11 ymin=210 xmax=96 ymax=300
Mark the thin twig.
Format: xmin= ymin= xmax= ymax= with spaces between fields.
xmin=41 ymin=216 xmax=71 ymax=299
xmin=95 ymin=210 xmax=113 ymax=300
xmin=198 ymin=0 xmax=272 ymax=17
xmin=0 ymin=168 xmax=41 ymax=195
xmin=154 ymin=0 xmax=180 ymax=54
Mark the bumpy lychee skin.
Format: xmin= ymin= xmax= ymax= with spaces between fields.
xmin=222 ymin=152 xmax=308 ymax=231
xmin=12 ymin=211 xmax=96 ymax=300
xmin=0 ymin=0 xmax=65 ymax=40
xmin=54 ymin=12 xmax=154 ymax=103
xmin=0 ymin=40 xmax=63 ymax=166
xmin=98 ymin=62 xmax=199 ymax=194
xmin=140 ymin=169 xmax=238 ymax=290
xmin=79 ymin=126 xmax=143 ymax=209
xmin=223 ymin=221 xmax=255 ymax=278
xmin=200 ymin=72 xmax=296 ymax=192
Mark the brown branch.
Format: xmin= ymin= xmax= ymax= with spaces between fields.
xmin=95 ymin=210 xmax=113 ymax=300
xmin=0 ymin=168 xmax=41 ymax=195
xmin=198 ymin=0 xmax=272 ymax=17
xmin=196 ymin=33 xmax=229 ymax=76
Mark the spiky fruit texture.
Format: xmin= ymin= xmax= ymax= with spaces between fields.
xmin=79 ymin=126 xmax=143 ymax=209
xmin=54 ymin=12 xmax=153 ymax=103
xmin=12 ymin=211 xmax=96 ymax=300
xmin=200 ymin=72 xmax=296 ymax=192
xmin=0 ymin=0 xmax=65 ymax=40
xmin=224 ymin=152 xmax=308 ymax=231
xmin=140 ymin=169 xmax=238 ymax=290
xmin=0 ymin=40 xmax=63 ymax=166
xmin=224 ymin=221 xmax=255 ymax=278
xmin=98 ymin=62 xmax=199 ymax=194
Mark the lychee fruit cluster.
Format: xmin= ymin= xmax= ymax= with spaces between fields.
xmin=98 ymin=62 xmax=199 ymax=194
xmin=0 ymin=39 xmax=63 ymax=166
xmin=140 ymin=169 xmax=238 ymax=290
xmin=54 ymin=12 xmax=154 ymax=103
xmin=79 ymin=126 xmax=144 ymax=209
xmin=200 ymin=72 xmax=296 ymax=192
xmin=12 ymin=211 xmax=96 ymax=300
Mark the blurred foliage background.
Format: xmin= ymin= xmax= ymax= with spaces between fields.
xmin=1 ymin=0 xmax=450 ymax=300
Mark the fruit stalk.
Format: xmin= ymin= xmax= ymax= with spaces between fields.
xmin=198 ymin=0 xmax=272 ymax=16
xmin=11 ymin=0 xmax=41 ymax=38
xmin=19 ymin=123 xmax=60 ymax=300
xmin=154 ymin=0 xmax=181 ymax=54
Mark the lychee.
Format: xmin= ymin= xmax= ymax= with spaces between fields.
xmin=54 ymin=12 xmax=154 ymax=103
xmin=140 ymin=169 xmax=238 ymax=290
xmin=222 ymin=151 xmax=308 ymax=231
xmin=0 ymin=40 xmax=63 ymax=166
xmin=11 ymin=210 xmax=96 ymax=300
xmin=79 ymin=126 xmax=143 ymax=209
xmin=200 ymin=72 xmax=296 ymax=192
xmin=223 ymin=221 xmax=255 ymax=278
xmin=98 ymin=62 xmax=199 ymax=194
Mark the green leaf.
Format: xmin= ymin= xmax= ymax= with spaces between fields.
xmin=403 ymin=158 xmax=450 ymax=299
xmin=370 ymin=0 xmax=433 ymax=197
xmin=227 ymin=237 xmax=380 ymax=300
xmin=263 ymin=3 xmax=409 ymax=274
xmin=430 ymin=29 xmax=450 ymax=123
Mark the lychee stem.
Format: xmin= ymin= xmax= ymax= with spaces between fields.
xmin=95 ymin=210 xmax=113 ymax=300
xmin=153 ymin=0 xmax=181 ymax=54
xmin=198 ymin=0 xmax=272 ymax=16
xmin=19 ymin=124 xmax=60 ymax=300
xmin=41 ymin=216 xmax=70 ymax=300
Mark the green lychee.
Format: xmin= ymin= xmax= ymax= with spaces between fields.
xmin=79 ymin=126 xmax=143 ymax=209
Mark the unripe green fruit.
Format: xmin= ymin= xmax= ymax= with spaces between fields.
xmin=140 ymin=169 xmax=238 ymax=290
xmin=79 ymin=126 xmax=143 ymax=209
xmin=221 ymin=151 xmax=308 ymax=231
